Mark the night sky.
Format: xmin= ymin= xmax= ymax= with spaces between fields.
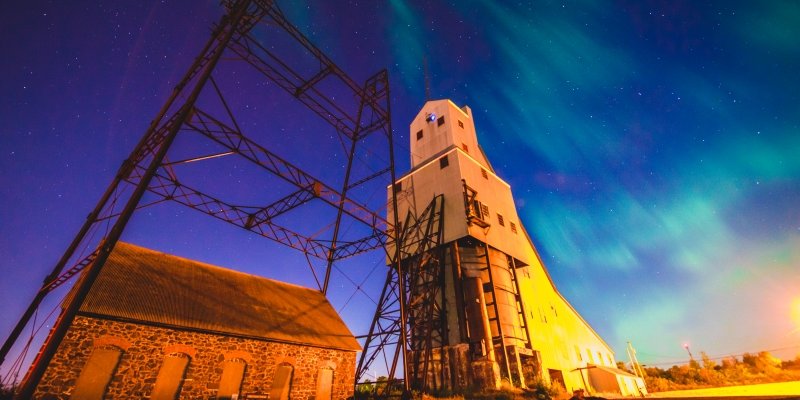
xmin=2 ymin=0 xmax=799 ymax=376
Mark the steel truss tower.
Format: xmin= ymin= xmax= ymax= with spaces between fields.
xmin=1 ymin=0 xmax=405 ymax=397
xmin=356 ymin=195 xmax=447 ymax=394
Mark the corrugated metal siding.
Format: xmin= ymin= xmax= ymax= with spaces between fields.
xmin=79 ymin=242 xmax=360 ymax=351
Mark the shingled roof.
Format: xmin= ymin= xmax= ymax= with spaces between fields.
xmin=77 ymin=242 xmax=360 ymax=351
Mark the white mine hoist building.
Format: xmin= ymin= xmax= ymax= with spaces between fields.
xmin=388 ymin=99 xmax=646 ymax=397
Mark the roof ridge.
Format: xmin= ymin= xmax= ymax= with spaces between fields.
xmin=115 ymin=241 xmax=322 ymax=294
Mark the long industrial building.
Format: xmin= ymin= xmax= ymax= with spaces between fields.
xmin=390 ymin=99 xmax=645 ymax=396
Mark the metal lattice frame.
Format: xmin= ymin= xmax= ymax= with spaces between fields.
xmin=1 ymin=0 xmax=401 ymax=396
xmin=356 ymin=195 xmax=446 ymax=393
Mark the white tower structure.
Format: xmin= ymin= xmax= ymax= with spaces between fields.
xmin=387 ymin=100 xmax=641 ymax=395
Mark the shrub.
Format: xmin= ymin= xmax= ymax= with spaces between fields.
xmin=522 ymin=378 xmax=559 ymax=400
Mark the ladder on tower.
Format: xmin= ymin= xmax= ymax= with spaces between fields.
xmin=477 ymin=244 xmax=514 ymax=385
xmin=508 ymin=256 xmax=538 ymax=386
xmin=478 ymin=246 xmax=535 ymax=387
xmin=508 ymin=257 xmax=533 ymax=354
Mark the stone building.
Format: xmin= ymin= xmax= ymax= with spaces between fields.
xmin=34 ymin=241 xmax=360 ymax=399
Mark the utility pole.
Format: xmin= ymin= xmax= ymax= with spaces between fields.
xmin=683 ymin=343 xmax=695 ymax=363
xmin=626 ymin=341 xmax=647 ymax=393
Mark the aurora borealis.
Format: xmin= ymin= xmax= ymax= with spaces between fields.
xmin=1 ymin=0 xmax=799 ymax=374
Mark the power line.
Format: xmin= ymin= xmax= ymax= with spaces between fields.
xmin=636 ymin=345 xmax=800 ymax=368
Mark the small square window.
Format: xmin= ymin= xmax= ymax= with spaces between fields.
xmin=462 ymin=143 xmax=469 ymax=153
xmin=458 ymin=120 xmax=464 ymax=128
xmin=481 ymin=169 xmax=488 ymax=179
xmin=416 ymin=130 xmax=423 ymax=140
xmin=497 ymin=214 xmax=505 ymax=226
xmin=437 ymin=116 xmax=445 ymax=126
xmin=480 ymin=204 xmax=489 ymax=220
xmin=510 ymin=222 xmax=517 ymax=233
xmin=439 ymin=155 xmax=449 ymax=169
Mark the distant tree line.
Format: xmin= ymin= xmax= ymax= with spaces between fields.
xmin=618 ymin=351 xmax=800 ymax=392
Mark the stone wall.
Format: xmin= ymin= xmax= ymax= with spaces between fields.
xmin=35 ymin=315 xmax=357 ymax=399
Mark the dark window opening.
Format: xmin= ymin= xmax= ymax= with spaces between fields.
xmin=549 ymin=369 xmax=567 ymax=392
xmin=439 ymin=155 xmax=449 ymax=169
xmin=497 ymin=214 xmax=505 ymax=226
xmin=416 ymin=129 xmax=423 ymax=140
xmin=471 ymin=200 xmax=488 ymax=220
xmin=481 ymin=169 xmax=488 ymax=179
xmin=437 ymin=116 xmax=445 ymax=126
xmin=462 ymin=143 xmax=469 ymax=153
xmin=510 ymin=222 xmax=517 ymax=233
xmin=393 ymin=181 xmax=402 ymax=192
xmin=458 ymin=120 xmax=464 ymax=128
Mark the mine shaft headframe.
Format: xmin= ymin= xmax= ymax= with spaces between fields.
xmin=3 ymin=0 xmax=397 ymax=396
xmin=13 ymin=0 xmax=393 ymax=300
xmin=356 ymin=195 xmax=446 ymax=394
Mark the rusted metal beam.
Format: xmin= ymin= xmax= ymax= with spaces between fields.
xmin=185 ymin=108 xmax=390 ymax=231
xmin=244 ymin=185 xmax=320 ymax=229
xmin=142 ymin=170 xmax=331 ymax=259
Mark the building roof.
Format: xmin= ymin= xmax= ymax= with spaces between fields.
xmin=77 ymin=242 xmax=361 ymax=351
xmin=589 ymin=365 xmax=641 ymax=379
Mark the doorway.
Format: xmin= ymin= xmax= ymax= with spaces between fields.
xmin=548 ymin=369 xmax=566 ymax=392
